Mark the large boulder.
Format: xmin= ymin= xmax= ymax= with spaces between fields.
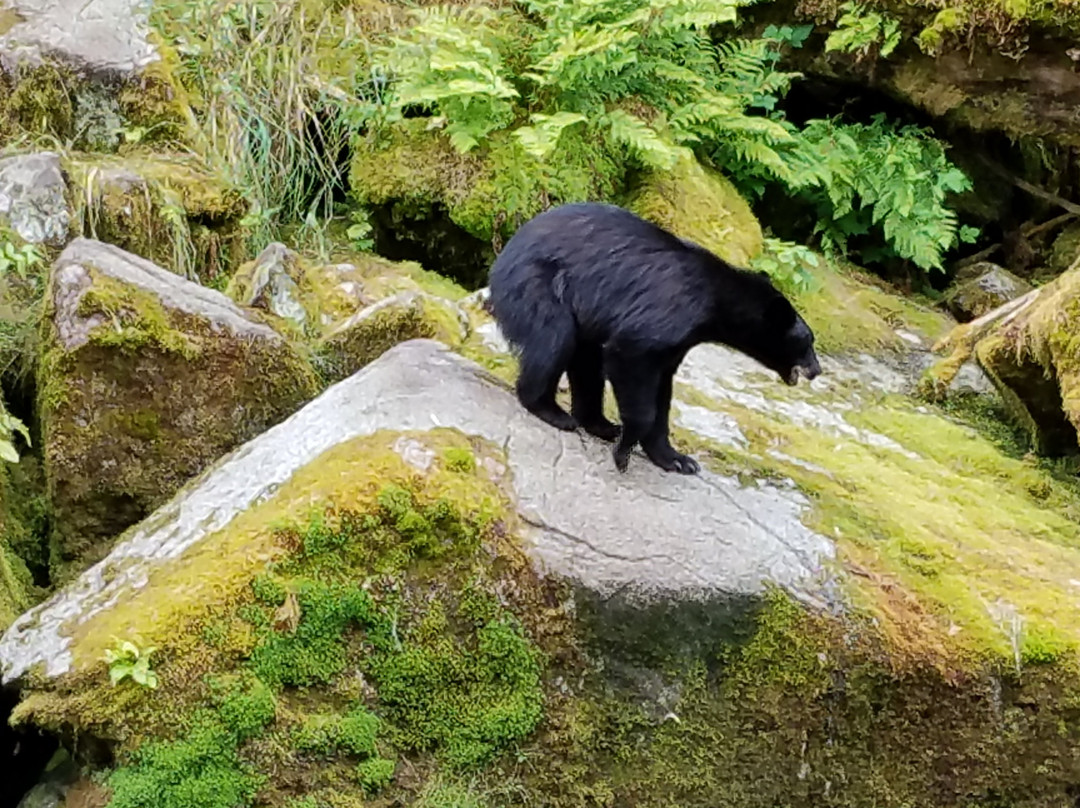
xmin=4 ymin=325 xmax=1080 ymax=805
xmin=38 ymin=238 xmax=319 ymax=582
xmin=0 ymin=0 xmax=188 ymax=149
xmin=0 ymin=0 xmax=156 ymax=76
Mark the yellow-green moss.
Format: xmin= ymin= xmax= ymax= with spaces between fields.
xmin=0 ymin=64 xmax=76 ymax=144
xmin=925 ymin=266 xmax=1080 ymax=454
xmin=679 ymin=369 xmax=1080 ymax=668
xmin=116 ymin=39 xmax=197 ymax=147
xmin=350 ymin=121 xmax=625 ymax=264
xmin=38 ymin=267 xmax=319 ymax=581
xmin=625 ymin=155 xmax=764 ymax=267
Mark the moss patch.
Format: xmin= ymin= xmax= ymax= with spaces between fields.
xmin=12 ymin=429 xmax=550 ymax=805
xmin=350 ymin=121 xmax=624 ymax=288
xmin=791 ymin=259 xmax=952 ymax=354
xmin=317 ymin=292 xmax=466 ymax=383
xmin=625 ymin=155 xmax=764 ymax=267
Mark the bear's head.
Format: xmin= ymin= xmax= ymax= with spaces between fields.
xmin=751 ymin=294 xmax=821 ymax=387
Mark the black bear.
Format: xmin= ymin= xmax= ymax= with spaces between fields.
xmin=488 ymin=202 xmax=821 ymax=474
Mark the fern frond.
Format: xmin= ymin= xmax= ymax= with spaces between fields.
xmin=603 ymin=109 xmax=687 ymax=169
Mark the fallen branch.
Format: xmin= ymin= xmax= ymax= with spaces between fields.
xmin=954 ymin=213 xmax=1077 ymax=271
xmin=977 ymin=156 xmax=1080 ymax=216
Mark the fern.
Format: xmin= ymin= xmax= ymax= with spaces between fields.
xmin=365 ymin=0 xmax=973 ymax=274
xmin=798 ymin=115 xmax=977 ymax=271
xmin=825 ymin=1 xmax=903 ymax=60
xmin=378 ymin=5 xmax=519 ymax=152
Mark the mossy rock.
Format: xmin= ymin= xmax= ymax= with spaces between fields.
xmin=38 ymin=238 xmax=319 ymax=582
xmin=228 ymin=243 xmax=472 ymax=345
xmin=1048 ymin=220 xmax=1080 ymax=275
xmin=226 ymin=243 xmax=314 ymax=335
xmin=7 ymin=339 xmax=1080 ymax=805
xmin=944 ymin=261 xmax=1033 ymax=323
xmin=317 ymin=291 xmax=468 ymax=383
xmin=0 ymin=462 xmax=38 ymax=633
xmin=65 ymin=152 xmax=247 ymax=283
xmin=0 ymin=59 xmax=188 ymax=151
xmin=625 ymin=155 xmax=764 ymax=267
xmin=350 ymin=121 xmax=624 ymax=288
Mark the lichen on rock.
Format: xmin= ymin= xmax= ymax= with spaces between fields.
xmin=37 ymin=238 xmax=319 ymax=582
xmin=0 ymin=151 xmax=72 ymax=249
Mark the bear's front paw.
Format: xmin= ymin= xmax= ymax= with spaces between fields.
xmin=645 ymin=446 xmax=701 ymax=475
xmin=612 ymin=445 xmax=631 ymax=473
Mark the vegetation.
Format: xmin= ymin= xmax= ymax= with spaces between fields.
xmin=105 ymin=639 xmax=160 ymax=689
xmin=136 ymin=0 xmax=978 ymax=277
xmin=356 ymin=0 xmax=977 ymax=273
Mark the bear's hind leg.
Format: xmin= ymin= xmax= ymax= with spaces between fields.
xmin=516 ymin=335 xmax=578 ymax=433
xmin=568 ymin=341 xmax=620 ymax=441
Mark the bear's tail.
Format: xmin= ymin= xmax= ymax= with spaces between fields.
xmin=489 ymin=254 xmax=575 ymax=355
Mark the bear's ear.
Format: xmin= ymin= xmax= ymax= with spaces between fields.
xmin=765 ymin=296 xmax=796 ymax=328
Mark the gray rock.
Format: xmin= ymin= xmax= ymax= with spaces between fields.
xmin=52 ymin=238 xmax=279 ymax=350
xmin=0 ymin=151 xmax=71 ymax=247
xmin=0 ymin=339 xmax=834 ymax=684
xmin=0 ymin=0 xmax=157 ymax=76
xmin=236 ymin=242 xmax=309 ymax=330
xmin=945 ymin=262 xmax=1033 ymax=323
xmin=42 ymin=238 xmax=318 ymax=581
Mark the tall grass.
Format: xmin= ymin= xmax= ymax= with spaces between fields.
xmin=151 ymin=0 xmax=383 ymax=257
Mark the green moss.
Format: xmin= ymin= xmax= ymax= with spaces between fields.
xmin=116 ymin=39 xmax=196 ymax=147
xmin=790 ymin=259 xmax=951 ymax=354
xmin=293 ymin=707 xmax=380 ymax=758
xmin=317 ymin=292 xmax=465 ymax=384
xmin=350 ymin=121 xmax=625 ymax=286
xmin=928 ymin=264 xmax=1080 ymax=455
xmin=354 ymin=756 xmax=396 ymax=794
xmin=79 ymin=273 xmax=202 ymax=359
xmin=248 ymin=580 xmax=377 ymax=689
xmin=625 ymin=155 xmax=764 ymax=267
xmin=442 ymin=447 xmax=477 ymax=474
xmin=1 ymin=64 xmax=76 ymax=143
xmin=13 ymin=430 xmax=543 ymax=804
xmin=105 ymin=676 xmax=275 ymax=808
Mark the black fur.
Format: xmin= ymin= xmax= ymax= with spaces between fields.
xmin=488 ymin=202 xmax=822 ymax=474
